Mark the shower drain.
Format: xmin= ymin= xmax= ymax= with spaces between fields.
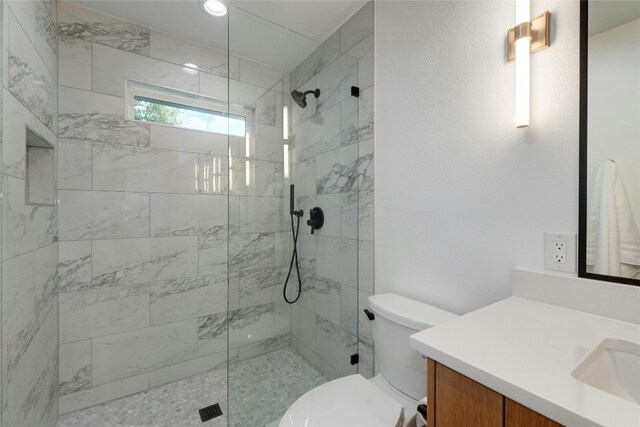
xmin=199 ymin=403 xmax=223 ymax=422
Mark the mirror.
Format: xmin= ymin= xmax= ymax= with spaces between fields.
xmin=579 ymin=1 xmax=640 ymax=285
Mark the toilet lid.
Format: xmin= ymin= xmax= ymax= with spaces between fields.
xmin=279 ymin=374 xmax=403 ymax=427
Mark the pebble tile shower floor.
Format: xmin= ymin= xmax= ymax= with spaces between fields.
xmin=56 ymin=347 xmax=327 ymax=427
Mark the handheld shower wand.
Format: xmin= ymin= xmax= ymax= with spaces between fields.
xmin=283 ymin=185 xmax=303 ymax=304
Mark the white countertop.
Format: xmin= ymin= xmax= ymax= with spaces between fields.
xmin=410 ymin=297 xmax=640 ymax=427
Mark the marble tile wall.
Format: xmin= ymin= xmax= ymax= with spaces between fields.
xmin=1 ymin=0 xmax=59 ymax=426
xmin=289 ymin=1 xmax=375 ymax=381
xmin=56 ymin=0 xmax=291 ymax=414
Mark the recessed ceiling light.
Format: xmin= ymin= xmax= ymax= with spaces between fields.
xmin=199 ymin=0 xmax=227 ymax=17
xmin=183 ymin=63 xmax=200 ymax=74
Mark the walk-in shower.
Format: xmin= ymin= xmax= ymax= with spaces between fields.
xmin=0 ymin=0 xmax=374 ymax=425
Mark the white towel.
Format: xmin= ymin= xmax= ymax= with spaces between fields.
xmin=587 ymin=160 xmax=640 ymax=278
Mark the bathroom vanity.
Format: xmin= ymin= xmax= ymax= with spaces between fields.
xmin=410 ymin=292 xmax=640 ymax=427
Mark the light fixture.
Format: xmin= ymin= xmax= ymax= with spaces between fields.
xmin=507 ymin=3 xmax=550 ymax=128
xmin=199 ymin=0 xmax=227 ymax=17
xmin=282 ymin=105 xmax=289 ymax=140
xmin=182 ymin=63 xmax=199 ymax=74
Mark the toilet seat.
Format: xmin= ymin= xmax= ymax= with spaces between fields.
xmin=279 ymin=374 xmax=403 ymax=427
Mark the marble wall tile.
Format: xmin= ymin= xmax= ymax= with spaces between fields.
xmin=238 ymin=196 xmax=283 ymax=232
xmin=229 ymin=79 xmax=276 ymax=126
xmin=358 ymin=137 xmax=374 ymax=191
xmin=92 ymin=43 xmax=198 ymax=97
xmin=358 ymin=86 xmax=374 ymax=142
xmin=58 ymin=190 xmax=150 ymax=240
xmin=150 ymin=193 xmax=227 ymax=237
xmin=58 ymin=240 xmax=91 ymax=292
xmin=254 ymin=124 xmax=284 ymax=163
xmin=59 ymin=283 xmax=150 ymax=343
xmin=2 ymin=250 xmax=36 ymax=376
xmin=238 ymin=333 xmax=289 ymax=361
xmin=93 ymin=143 xmax=199 ymax=193
xmin=346 ymin=33 xmax=373 ymax=90
xmin=291 ymin=155 xmax=316 ymax=197
xmin=8 ymin=8 xmax=55 ymax=130
xmin=239 ymin=58 xmax=287 ymax=91
xmin=340 ymin=96 xmax=359 ymax=146
xmin=291 ymin=303 xmax=316 ymax=351
xmin=341 ymin=283 xmax=358 ymax=336
xmin=290 ymin=335 xmax=340 ymax=381
xmin=229 ymin=232 xmax=275 ymax=273
xmin=238 ymin=266 xmax=286 ymax=308
xmin=315 ymin=318 xmax=357 ymax=376
xmin=34 ymin=242 xmax=58 ymax=312
xmin=316 ymin=236 xmax=357 ymax=287
xmin=291 ymin=42 xmax=340 ymax=90
xmin=58 ymin=36 xmax=91 ymax=90
xmin=150 ymin=123 xmax=228 ymax=156
xmin=197 ymin=153 xmax=229 ymax=195
xmin=91 ymin=236 xmax=198 ymax=287
xmin=57 ymin=0 xmax=150 ymax=55
xmin=300 ymin=275 xmax=342 ymax=326
xmin=92 ymin=319 xmax=197 ymax=386
xmin=340 ymin=192 xmax=358 ymax=239
xmin=149 ymin=349 xmax=230 ymax=389
xmin=297 ymin=104 xmax=341 ymax=157
xmin=4 ymin=302 xmax=58 ymax=427
xmin=58 ymin=372 xmax=149 ymax=415
xmin=150 ymin=274 xmax=228 ymax=325
xmin=4 ymin=176 xmax=56 ymax=259
xmin=315 ymin=53 xmax=357 ymax=113
xmin=197 ymin=312 xmax=227 ymax=357
xmin=59 ymin=339 xmax=91 ymax=395
xmin=58 ymin=139 xmax=92 ymax=189
xmin=315 ymin=143 xmax=358 ymax=195
xmin=339 ymin=1 xmax=374 ymax=53
xmin=359 ymin=189 xmax=374 ymax=242
xmin=59 ymin=86 xmax=149 ymax=146
xmin=198 ymin=226 xmax=229 ymax=275
xmin=198 ymin=71 xmax=228 ymax=102
xmin=35 ymin=0 xmax=58 ymax=80
xmin=228 ymin=303 xmax=275 ymax=348
xmin=150 ymin=30 xmax=238 ymax=79
xmin=358 ymin=240 xmax=374 ymax=294
xmin=6 ymin=0 xmax=36 ymax=44
xmin=274 ymin=301 xmax=290 ymax=336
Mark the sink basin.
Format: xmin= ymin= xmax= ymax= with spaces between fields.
xmin=572 ymin=338 xmax=640 ymax=404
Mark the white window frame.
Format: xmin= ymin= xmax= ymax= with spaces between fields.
xmin=125 ymin=79 xmax=253 ymax=137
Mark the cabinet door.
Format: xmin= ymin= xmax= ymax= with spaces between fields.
xmin=506 ymin=399 xmax=563 ymax=427
xmin=434 ymin=363 xmax=503 ymax=427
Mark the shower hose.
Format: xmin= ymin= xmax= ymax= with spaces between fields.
xmin=283 ymin=212 xmax=303 ymax=304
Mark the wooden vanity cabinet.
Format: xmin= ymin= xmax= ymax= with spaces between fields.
xmin=427 ymin=359 xmax=563 ymax=427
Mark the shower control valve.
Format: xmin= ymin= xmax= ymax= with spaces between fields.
xmin=306 ymin=207 xmax=324 ymax=234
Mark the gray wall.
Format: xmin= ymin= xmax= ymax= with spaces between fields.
xmin=289 ymin=1 xmax=375 ymax=380
xmin=1 ymin=0 xmax=59 ymax=425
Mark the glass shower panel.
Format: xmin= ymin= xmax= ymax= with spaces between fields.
xmin=228 ymin=4 xmax=361 ymax=426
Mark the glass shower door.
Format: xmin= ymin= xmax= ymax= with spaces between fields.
xmin=227 ymin=3 xmax=363 ymax=426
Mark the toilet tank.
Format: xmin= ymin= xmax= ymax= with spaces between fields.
xmin=368 ymin=293 xmax=457 ymax=400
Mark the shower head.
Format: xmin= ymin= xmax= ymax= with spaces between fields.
xmin=291 ymin=89 xmax=320 ymax=109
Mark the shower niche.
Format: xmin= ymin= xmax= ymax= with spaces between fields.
xmin=25 ymin=127 xmax=55 ymax=206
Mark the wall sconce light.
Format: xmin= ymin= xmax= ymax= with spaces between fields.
xmin=507 ymin=1 xmax=550 ymax=128
xmin=282 ymin=105 xmax=289 ymax=140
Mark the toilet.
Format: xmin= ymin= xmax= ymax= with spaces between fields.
xmin=279 ymin=293 xmax=458 ymax=427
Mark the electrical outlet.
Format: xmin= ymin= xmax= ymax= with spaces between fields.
xmin=544 ymin=233 xmax=576 ymax=273
xmin=552 ymin=240 xmax=567 ymax=264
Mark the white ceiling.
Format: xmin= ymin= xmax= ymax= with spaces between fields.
xmin=589 ymin=1 xmax=640 ymax=36
xmin=71 ymin=0 xmax=366 ymax=71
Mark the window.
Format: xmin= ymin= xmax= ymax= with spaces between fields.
xmin=126 ymin=80 xmax=249 ymax=137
